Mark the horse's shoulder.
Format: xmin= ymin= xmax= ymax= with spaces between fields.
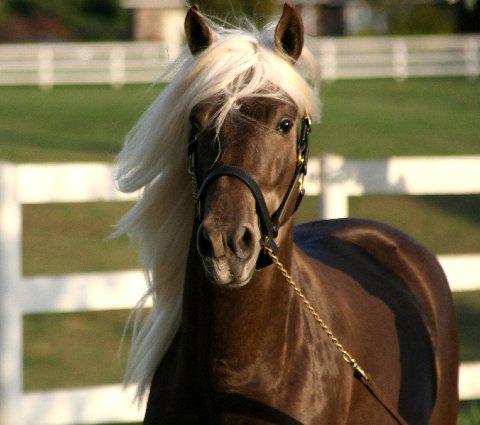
xmin=295 ymin=218 xmax=438 ymax=274
xmin=294 ymin=218 xmax=450 ymax=337
xmin=297 ymin=217 xmax=413 ymax=249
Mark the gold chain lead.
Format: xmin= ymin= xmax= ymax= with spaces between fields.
xmin=263 ymin=245 xmax=369 ymax=381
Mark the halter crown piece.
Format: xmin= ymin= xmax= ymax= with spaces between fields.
xmin=188 ymin=113 xmax=312 ymax=269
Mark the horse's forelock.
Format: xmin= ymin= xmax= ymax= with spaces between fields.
xmin=180 ymin=29 xmax=320 ymax=133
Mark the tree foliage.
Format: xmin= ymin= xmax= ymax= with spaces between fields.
xmin=4 ymin=0 xmax=129 ymax=40
xmin=364 ymin=0 xmax=476 ymax=35
xmin=387 ymin=4 xmax=456 ymax=34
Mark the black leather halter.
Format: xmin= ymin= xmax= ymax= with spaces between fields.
xmin=188 ymin=114 xmax=312 ymax=269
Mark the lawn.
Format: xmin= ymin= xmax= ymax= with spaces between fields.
xmin=1 ymin=79 xmax=479 ymax=162
xmin=314 ymin=78 xmax=479 ymax=158
xmin=0 ymin=84 xmax=159 ymax=162
xmin=1 ymin=79 xmax=478 ymax=424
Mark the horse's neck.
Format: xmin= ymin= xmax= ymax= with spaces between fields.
xmin=213 ymin=224 xmax=295 ymax=338
xmin=182 ymin=220 xmax=302 ymax=384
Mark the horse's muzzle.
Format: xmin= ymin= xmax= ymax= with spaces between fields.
xmin=196 ymin=221 xmax=260 ymax=286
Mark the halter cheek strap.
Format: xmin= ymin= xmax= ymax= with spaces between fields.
xmin=189 ymin=114 xmax=312 ymax=269
xmin=270 ymin=114 xmax=311 ymax=232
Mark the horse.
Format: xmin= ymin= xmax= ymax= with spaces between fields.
xmin=115 ymin=3 xmax=459 ymax=424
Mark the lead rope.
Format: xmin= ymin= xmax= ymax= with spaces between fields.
xmin=263 ymin=243 xmax=409 ymax=425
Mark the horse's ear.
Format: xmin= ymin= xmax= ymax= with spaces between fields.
xmin=185 ymin=4 xmax=215 ymax=55
xmin=274 ymin=3 xmax=304 ymax=63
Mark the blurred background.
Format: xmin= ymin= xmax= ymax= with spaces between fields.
xmin=0 ymin=1 xmax=479 ymax=425
xmin=0 ymin=0 xmax=479 ymax=42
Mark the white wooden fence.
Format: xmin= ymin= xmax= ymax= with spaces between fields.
xmin=309 ymin=34 xmax=480 ymax=81
xmin=0 ymin=35 xmax=478 ymax=89
xmin=0 ymin=42 xmax=170 ymax=89
xmin=0 ymin=157 xmax=479 ymax=425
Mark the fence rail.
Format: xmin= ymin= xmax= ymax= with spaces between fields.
xmin=0 ymin=42 xmax=170 ymax=88
xmin=0 ymin=158 xmax=479 ymax=425
xmin=310 ymin=35 xmax=480 ymax=80
xmin=0 ymin=35 xmax=479 ymax=88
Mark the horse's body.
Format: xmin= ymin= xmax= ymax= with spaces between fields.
xmin=144 ymin=219 xmax=458 ymax=424
xmin=116 ymin=4 xmax=459 ymax=424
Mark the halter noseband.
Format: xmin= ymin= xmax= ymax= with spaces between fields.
xmin=188 ymin=114 xmax=312 ymax=269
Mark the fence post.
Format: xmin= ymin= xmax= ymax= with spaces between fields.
xmin=320 ymin=41 xmax=338 ymax=81
xmin=0 ymin=163 xmax=23 ymax=425
xmin=320 ymin=154 xmax=350 ymax=219
xmin=38 ymin=47 xmax=54 ymax=90
xmin=464 ymin=37 xmax=479 ymax=79
xmin=392 ymin=39 xmax=408 ymax=81
xmin=110 ymin=47 xmax=126 ymax=88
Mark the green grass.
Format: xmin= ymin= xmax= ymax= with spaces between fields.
xmin=454 ymin=291 xmax=480 ymax=363
xmin=312 ymin=78 xmax=480 ymax=158
xmin=459 ymin=400 xmax=480 ymax=425
xmin=1 ymin=80 xmax=478 ymax=424
xmin=24 ymin=310 xmax=132 ymax=391
xmin=22 ymin=202 xmax=138 ymax=275
xmin=1 ymin=79 xmax=478 ymax=162
xmin=0 ymin=85 xmax=159 ymax=162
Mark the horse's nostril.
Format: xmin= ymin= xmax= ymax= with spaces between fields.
xmin=232 ymin=225 xmax=255 ymax=259
xmin=197 ymin=226 xmax=214 ymax=257
xmin=242 ymin=226 xmax=253 ymax=247
xmin=197 ymin=223 xmax=256 ymax=261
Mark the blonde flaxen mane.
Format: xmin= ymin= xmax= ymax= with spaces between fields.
xmin=114 ymin=15 xmax=321 ymax=400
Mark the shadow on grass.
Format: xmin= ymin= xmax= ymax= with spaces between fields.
xmin=423 ymin=195 xmax=480 ymax=229
xmin=453 ymin=291 xmax=480 ymax=362
xmin=458 ymin=399 xmax=480 ymax=425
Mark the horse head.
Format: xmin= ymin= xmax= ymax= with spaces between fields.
xmin=185 ymin=3 xmax=311 ymax=287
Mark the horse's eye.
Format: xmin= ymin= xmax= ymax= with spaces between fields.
xmin=277 ymin=118 xmax=294 ymax=135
